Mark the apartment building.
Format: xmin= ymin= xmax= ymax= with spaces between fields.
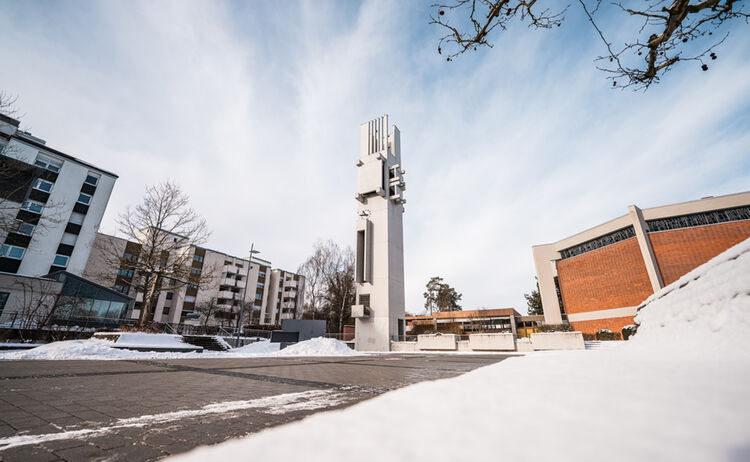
xmin=0 ymin=113 xmax=117 ymax=277
xmin=83 ymin=232 xmax=306 ymax=326
xmin=532 ymin=191 xmax=750 ymax=334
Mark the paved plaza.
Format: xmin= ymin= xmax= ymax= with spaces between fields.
xmin=0 ymin=354 xmax=511 ymax=461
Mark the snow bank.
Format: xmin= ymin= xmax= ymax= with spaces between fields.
xmin=170 ymin=239 xmax=750 ymax=462
xmin=631 ymin=236 xmax=750 ymax=358
xmin=276 ymin=337 xmax=357 ymax=356
xmin=0 ymin=340 xmax=139 ymax=360
xmin=0 ymin=337 xmax=359 ymax=360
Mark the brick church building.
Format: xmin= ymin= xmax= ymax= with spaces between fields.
xmin=532 ymin=191 xmax=750 ymax=334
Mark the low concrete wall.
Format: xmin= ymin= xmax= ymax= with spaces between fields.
xmin=456 ymin=340 xmax=471 ymax=352
xmin=469 ymin=333 xmax=515 ymax=351
xmin=417 ymin=334 xmax=457 ymax=351
xmin=530 ymin=332 xmax=585 ymax=350
xmin=516 ymin=339 xmax=535 ymax=352
xmin=390 ymin=341 xmax=418 ymax=352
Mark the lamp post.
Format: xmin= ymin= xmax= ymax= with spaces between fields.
xmin=236 ymin=243 xmax=260 ymax=347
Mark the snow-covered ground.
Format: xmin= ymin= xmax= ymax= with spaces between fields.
xmin=170 ymin=239 xmax=750 ymax=462
xmin=0 ymin=337 xmax=362 ymax=360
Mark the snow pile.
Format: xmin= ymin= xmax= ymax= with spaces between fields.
xmin=276 ymin=337 xmax=356 ymax=356
xmin=0 ymin=340 xmax=137 ymax=360
xmin=631 ymin=236 xmax=750 ymax=357
xmin=226 ymin=340 xmax=280 ymax=355
xmin=0 ymin=337 xmax=359 ymax=360
xmin=170 ymin=239 xmax=750 ymax=462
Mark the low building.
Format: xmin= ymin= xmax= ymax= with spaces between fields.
xmin=406 ymin=308 xmax=542 ymax=337
xmin=532 ymin=191 xmax=750 ymax=334
xmin=0 ymin=270 xmax=133 ymax=329
xmin=83 ymin=232 xmax=306 ymax=327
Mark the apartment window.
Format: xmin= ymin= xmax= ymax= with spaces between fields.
xmin=33 ymin=178 xmax=54 ymax=193
xmin=21 ymin=200 xmax=44 ymax=214
xmin=0 ymin=292 xmax=8 ymax=317
xmin=34 ymin=156 xmax=62 ymax=172
xmin=184 ymin=295 xmax=196 ymax=303
xmin=52 ymin=255 xmax=69 ymax=267
xmin=255 ymin=293 xmax=262 ymax=300
xmin=123 ymin=252 xmax=136 ymax=261
xmin=16 ymin=223 xmax=35 ymax=236
xmin=193 ymin=254 xmax=204 ymax=263
xmin=259 ymin=271 xmax=266 ymax=278
xmin=188 ymin=283 xmax=198 ymax=289
xmin=114 ymin=284 xmax=129 ymax=294
xmin=77 ymin=192 xmax=92 ymax=205
xmin=84 ymin=174 xmax=99 ymax=186
xmin=190 ymin=268 xmax=201 ymax=275
xmin=0 ymin=245 xmax=25 ymax=259
xmin=166 ymin=292 xmax=173 ymax=300
xmin=162 ymin=307 xmax=170 ymax=315
xmin=117 ymin=268 xmax=134 ymax=277
xmin=257 ymin=283 xmax=264 ymax=289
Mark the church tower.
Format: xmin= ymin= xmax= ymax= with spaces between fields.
xmin=351 ymin=115 xmax=406 ymax=351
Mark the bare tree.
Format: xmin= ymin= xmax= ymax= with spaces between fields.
xmin=0 ymin=91 xmax=65 ymax=237
xmin=0 ymin=91 xmax=18 ymax=118
xmin=9 ymin=278 xmax=61 ymax=333
xmin=431 ymin=0 xmax=749 ymax=89
xmin=297 ymin=240 xmax=355 ymax=333
xmin=106 ymin=181 xmax=213 ymax=326
xmin=194 ymin=297 xmax=230 ymax=328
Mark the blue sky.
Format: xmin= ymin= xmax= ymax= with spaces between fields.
xmin=1 ymin=0 xmax=749 ymax=314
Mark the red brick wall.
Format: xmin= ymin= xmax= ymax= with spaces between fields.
xmin=649 ymin=220 xmax=750 ymax=285
xmin=557 ymin=237 xmax=653 ymax=315
xmin=570 ymin=316 xmax=634 ymax=335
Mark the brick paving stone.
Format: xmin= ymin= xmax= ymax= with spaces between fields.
xmin=52 ymin=443 xmax=106 ymax=460
xmin=87 ymin=434 xmax=130 ymax=450
xmin=0 ymin=445 xmax=60 ymax=462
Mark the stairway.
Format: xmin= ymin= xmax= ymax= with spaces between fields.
xmin=182 ymin=335 xmax=232 ymax=351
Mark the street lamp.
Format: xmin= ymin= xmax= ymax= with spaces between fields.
xmin=236 ymin=243 xmax=260 ymax=347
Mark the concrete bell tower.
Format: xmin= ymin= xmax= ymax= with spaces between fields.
xmin=351 ymin=115 xmax=407 ymax=351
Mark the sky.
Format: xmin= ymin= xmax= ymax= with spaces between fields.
xmin=0 ymin=0 xmax=748 ymax=315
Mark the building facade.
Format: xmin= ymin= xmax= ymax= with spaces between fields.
xmin=0 ymin=113 xmax=117 ymax=277
xmin=83 ymin=232 xmax=305 ymax=327
xmin=532 ymin=191 xmax=750 ymax=334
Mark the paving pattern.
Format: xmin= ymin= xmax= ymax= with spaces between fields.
xmin=0 ymin=354 xmax=511 ymax=461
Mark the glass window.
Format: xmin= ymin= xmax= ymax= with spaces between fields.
xmin=193 ymin=254 xmax=204 ymax=262
xmin=184 ymin=295 xmax=196 ymax=303
xmin=163 ymin=307 xmax=170 ymax=315
xmin=17 ymin=223 xmax=35 ymax=235
xmin=84 ymin=174 xmax=99 ymax=186
xmin=53 ymin=255 xmax=69 ymax=267
xmin=117 ymin=268 xmax=134 ymax=277
xmin=21 ymin=201 xmax=44 ymax=214
xmin=255 ymin=293 xmax=262 ymax=300
xmin=77 ymin=193 xmax=92 ymax=205
xmin=114 ymin=284 xmax=129 ymax=294
xmin=166 ymin=292 xmax=173 ymax=300
xmin=257 ymin=283 xmax=264 ymax=289
xmin=259 ymin=271 xmax=266 ymax=277
xmin=190 ymin=268 xmax=201 ymax=275
xmin=0 ymin=245 xmax=25 ymax=259
xmin=123 ymin=252 xmax=136 ymax=261
xmin=33 ymin=179 xmax=54 ymax=193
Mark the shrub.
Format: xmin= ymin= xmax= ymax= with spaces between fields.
xmin=596 ymin=330 xmax=622 ymax=341
xmin=582 ymin=333 xmax=596 ymax=341
xmin=622 ymin=325 xmax=638 ymax=340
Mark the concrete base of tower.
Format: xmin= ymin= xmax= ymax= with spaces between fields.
xmin=354 ymin=317 xmax=395 ymax=352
